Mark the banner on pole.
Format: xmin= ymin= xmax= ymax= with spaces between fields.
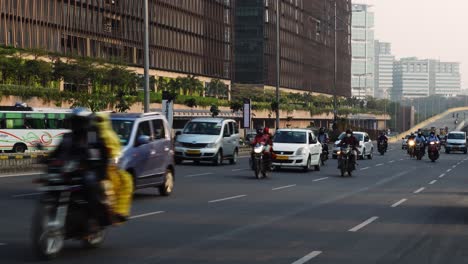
xmin=242 ymin=98 xmax=251 ymax=129
xmin=162 ymin=91 xmax=174 ymax=129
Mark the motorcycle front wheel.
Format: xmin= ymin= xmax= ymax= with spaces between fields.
xmin=31 ymin=201 xmax=65 ymax=260
xmin=254 ymin=159 xmax=261 ymax=179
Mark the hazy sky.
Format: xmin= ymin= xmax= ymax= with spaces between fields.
xmin=356 ymin=0 xmax=467 ymax=88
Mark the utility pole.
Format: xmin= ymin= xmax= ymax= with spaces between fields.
xmin=143 ymin=0 xmax=150 ymax=113
xmin=333 ymin=0 xmax=338 ymax=129
xmin=275 ymin=0 xmax=281 ymax=130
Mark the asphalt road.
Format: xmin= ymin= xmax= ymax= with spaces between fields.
xmin=1 ymin=143 xmax=468 ymax=264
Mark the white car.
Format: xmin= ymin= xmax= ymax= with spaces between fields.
xmin=272 ymin=129 xmax=322 ymax=171
xmin=332 ymin=131 xmax=374 ymax=160
xmin=445 ymin=131 xmax=467 ymax=154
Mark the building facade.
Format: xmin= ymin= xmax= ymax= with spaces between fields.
xmin=393 ymin=57 xmax=461 ymax=100
xmin=351 ymin=3 xmax=374 ymax=99
xmin=374 ymin=40 xmax=394 ymax=99
xmin=234 ymin=0 xmax=352 ymax=97
xmin=0 ymin=0 xmax=233 ymax=81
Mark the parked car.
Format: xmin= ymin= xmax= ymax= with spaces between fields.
xmin=445 ymin=131 xmax=467 ymax=154
xmin=272 ymin=129 xmax=322 ymax=171
xmin=402 ymin=135 xmax=410 ymax=150
xmin=174 ymin=118 xmax=240 ymax=165
xmin=110 ymin=112 xmax=175 ymax=196
xmin=332 ymin=131 xmax=374 ymax=160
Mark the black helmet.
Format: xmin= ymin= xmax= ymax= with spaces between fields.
xmin=346 ymin=129 xmax=353 ymax=135
xmin=69 ymin=107 xmax=92 ymax=134
xmin=256 ymin=126 xmax=264 ymax=135
xmin=319 ymin=127 xmax=324 ymax=134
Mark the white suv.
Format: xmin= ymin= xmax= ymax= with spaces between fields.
xmin=272 ymin=129 xmax=322 ymax=171
xmin=445 ymin=131 xmax=467 ymax=154
xmin=174 ymin=118 xmax=240 ymax=165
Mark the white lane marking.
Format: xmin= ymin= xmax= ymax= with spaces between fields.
xmin=291 ymin=251 xmax=322 ymax=264
xmin=129 ymin=211 xmax=165 ymax=219
xmin=447 ymin=169 xmax=452 ymax=173
xmin=439 ymin=173 xmax=446 ymax=178
xmin=452 ymin=165 xmax=457 ymax=168
xmin=272 ymin=184 xmax=296 ymax=191
xmin=313 ymin=177 xmax=329 ymax=182
xmin=376 ymin=163 xmax=384 ymax=167
xmin=399 ymin=158 xmax=404 ymax=161
xmin=231 ymin=168 xmax=246 ymax=172
xmin=184 ymin=172 xmax=214 ymax=178
xmin=209 ymin=195 xmax=247 ymax=203
xmin=429 ymin=180 xmax=437 ymax=185
xmin=12 ymin=192 xmax=41 ymax=198
xmin=360 ymin=167 xmax=370 ymax=171
xmin=349 ymin=216 xmax=379 ymax=232
xmin=391 ymin=198 xmax=408 ymax=208
xmin=389 ymin=160 xmax=395 ymax=163
xmin=0 ymin=243 xmax=6 ymax=246
xmin=0 ymin=172 xmax=43 ymax=179
xmin=414 ymin=187 xmax=425 ymax=194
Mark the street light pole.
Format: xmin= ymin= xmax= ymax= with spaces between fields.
xmin=333 ymin=0 xmax=338 ymax=129
xmin=143 ymin=0 xmax=150 ymax=113
xmin=275 ymin=0 xmax=281 ymax=130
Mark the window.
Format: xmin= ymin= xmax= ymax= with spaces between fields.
xmin=223 ymin=123 xmax=231 ymax=137
xmin=152 ymin=119 xmax=166 ymax=140
xmin=135 ymin=121 xmax=152 ymax=145
xmin=308 ymin=133 xmax=314 ymax=144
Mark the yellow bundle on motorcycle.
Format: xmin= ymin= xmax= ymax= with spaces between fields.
xmin=107 ymin=164 xmax=133 ymax=217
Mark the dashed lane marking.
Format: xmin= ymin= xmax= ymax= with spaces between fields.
xmin=360 ymin=167 xmax=370 ymax=171
xmin=12 ymin=192 xmax=41 ymax=198
xmin=376 ymin=163 xmax=384 ymax=167
xmin=209 ymin=195 xmax=247 ymax=203
xmin=0 ymin=243 xmax=6 ymax=246
xmin=429 ymin=180 xmax=437 ymax=185
xmin=313 ymin=177 xmax=329 ymax=182
xmin=272 ymin=184 xmax=296 ymax=191
xmin=389 ymin=160 xmax=395 ymax=163
xmin=447 ymin=169 xmax=452 ymax=173
xmin=391 ymin=198 xmax=407 ymax=208
xmin=452 ymin=165 xmax=457 ymax=168
xmin=129 ymin=211 xmax=165 ymax=220
xmin=349 ymin=216 xmax=379 ymax=232
xmin=414 ymin=187 xmax=425 ymax=194
xmin=232 ymin=168 xmax=247 ymax=172
xmin=184 ymin=173 xmax=214 ymax=178
xmin=439 ymin=173 xmax=446 ymax=178
xmin=291 ymin=251 xmax=322 ymax=264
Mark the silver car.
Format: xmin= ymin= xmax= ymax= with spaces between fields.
xmin=175 ymin=118 xmax=240 ymax=165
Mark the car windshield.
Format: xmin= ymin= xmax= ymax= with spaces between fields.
xmin=183 ymin=122 xmax=221 ymax=135
xmin=448 ymin=133 xmax=465 ymax=139
xmin=273 ymin=131 xmax=307 ymax=144
xmin=338 ymin=132 xmax=364 ymax=141
xmin=111 ymin=120 xmax=134 ymax=146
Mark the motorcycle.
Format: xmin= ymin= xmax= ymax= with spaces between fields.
xmin=428 ymin=141 xmax=440 ymax=162
xmin=378 ymin=140 xmax=387 ymax=155
xmin=415 ymin=142 xmax=425 ymax=160
xmin=31 ymin=158 xmax=110 ymax=260
xmin=407 ymin=139 xmax=416 ymax=158
xmin=251 ymin=143 xmax=271 ymax=179
xmin=338 ymin=145 xmax=355 ymax=177
xmin=320 ymin=143 xmax=329 ymax=165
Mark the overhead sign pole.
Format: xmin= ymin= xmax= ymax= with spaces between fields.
xmin=242 ymin=98 xmax=251 ymax=129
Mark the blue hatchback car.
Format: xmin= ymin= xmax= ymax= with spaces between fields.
xmin=110 ymin=112 xmax=175 ymax=196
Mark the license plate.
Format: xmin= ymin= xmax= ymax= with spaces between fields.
xmin=453 ymin=147 xmax=459 ymax=150
xmin=186 ymin=149 xmax=201 ymax=154
xmin=276 ymin=155 xmax=289 ymax=160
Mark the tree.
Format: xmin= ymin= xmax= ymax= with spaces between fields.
xmin=186 ymin=75 xmax=204 ymax=96
xmin=184 ymin=98 xmax=198 ymax=117
xmin=156 ymin=76 xmax=169 ymax=92
xmin=206 ymin=79 xmax=227 ymax=98
xmin=230 ymin=101 xmax=243 ymax=113
xmin=210 ymin=104 xmax=220 ymax=117
xmin=23 ymin=60 xmax=53 ymax=87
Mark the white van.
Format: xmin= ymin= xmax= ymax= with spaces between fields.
xmin=445 ymin=131 xmax=467 ymax=154
xmin=174 ymin=118 xmax=240 ymax=165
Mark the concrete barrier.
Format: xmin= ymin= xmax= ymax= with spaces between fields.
xmin=0 ymin=152 xmax=48 ymax=176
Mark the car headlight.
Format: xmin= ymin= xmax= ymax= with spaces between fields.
xmin=296 ymin=147 xmax=305 ymax=156
xmin=207 ymin=142 xmax=218 ymax=148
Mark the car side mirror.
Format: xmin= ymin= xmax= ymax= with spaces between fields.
xmin=136 ymin=135 xmax=151 ymax=146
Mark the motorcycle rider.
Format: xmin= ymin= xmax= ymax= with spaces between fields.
xmin=318 ymin=127 xmax=329 ymax=154
xmin=49 ymin=108 xmax=111 ymax=227
xmin=427 ymin=131 xmax=439 ymax=144
xmin=415 ymin=130 xmax=427 ymax=155
xmin=338 ymin=129 xmax=360 ymax=166
xmin=378 ymin=131 xmax=388 ymax=152
xmin=251 ymin=127 xmax=273 ymax=168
